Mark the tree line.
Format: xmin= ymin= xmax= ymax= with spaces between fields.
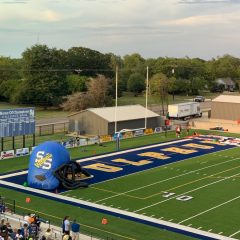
xmin=0 ymin=44 xmax=240 ymax=111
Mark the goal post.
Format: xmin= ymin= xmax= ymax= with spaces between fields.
xmin=114 ymin=128 xmax=146 ymax=151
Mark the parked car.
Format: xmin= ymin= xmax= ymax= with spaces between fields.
xmin=194 ymin=96 xmax=205 ymax=102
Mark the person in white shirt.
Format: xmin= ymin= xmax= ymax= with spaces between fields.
xmin=63 ymin=216 xmax=70 ymax=235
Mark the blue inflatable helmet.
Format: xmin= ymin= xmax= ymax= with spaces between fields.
xmin=28 ymin=141 xmax=71 ymax=190
xmin=28 ymin=141 xmax=91 ymax=190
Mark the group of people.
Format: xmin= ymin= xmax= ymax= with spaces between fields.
xmin=0 ymin=214 xmax=80 ymax=240
xmin=0 ymin=214 xmax=40 ymax=240
xmin=0 ymin=213 xmax=54 ymax=240
xmin=175 ymin=125 xmax=194 ymax=138
xmin=62 ymin=216 xmax=80 ymax=240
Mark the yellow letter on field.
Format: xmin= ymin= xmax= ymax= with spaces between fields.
xmin=200 ymin=140 xmax=225 ymax=146
xmin=84 ymin=163 xmax=123 ymax=172
xmin=112 ymin=158 xmax=152 ymax=166
xmin=182 ymin=143 xmax=214 ymax=149
xmin=162 ymin=147 xmax=197 ymax=154
xmin=138 ymin=152 xmax=170 ymax=160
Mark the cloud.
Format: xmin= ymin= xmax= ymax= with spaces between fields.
xmin=179 ymin=0 xmax=240 ymax=3
xmin=0 ymin=0 xmax=28 ymax=4
xmin=161 ymin=10 xmax=240 ymax=26
xmin=41 ymin=10 xmax=61 ymax=21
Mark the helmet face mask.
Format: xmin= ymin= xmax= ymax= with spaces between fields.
xmin=54 ymin=161 xmax=91 ymax=189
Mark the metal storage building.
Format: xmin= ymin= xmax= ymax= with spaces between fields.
xmin=68 ymin=105 xmax=160 ymax=135
xmin=211 ymin=95 xmax=240 ymax=121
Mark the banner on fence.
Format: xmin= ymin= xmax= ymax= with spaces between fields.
xmin=89 ymin=136 xmax=100 ymax=144
xmin=100 ymin=135 xmax=112 ymax=142
xmin=123 ymin=131 xmax=133 ymax=139
xmin=134 ymin=129 xmax=144 ymax=137
xmin=0 ymin=150 xmax=15 ymax=160
xmin=154 ymin=127 xmax=162 ymax=133
xmin=144 ymin=128 xmax=153 ymax=135
xmin=15 ymin=147 xmax=29 ymax=157
xmin=79 ymin=139 xmax=87 ymax=146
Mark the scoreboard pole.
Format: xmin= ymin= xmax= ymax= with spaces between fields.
xmin=23 ymin=135 xmax=25 ymax=148
xmin=33 ymin=133 xmax=35 ymax=147
xmin=1 ymin=137 xmax=3 ymax=151
xmin=12 ymin=136 xmax=15 ymax=150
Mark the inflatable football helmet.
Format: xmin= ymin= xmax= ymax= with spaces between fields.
xmin=27 ymin=141 xmax=90 ymax=190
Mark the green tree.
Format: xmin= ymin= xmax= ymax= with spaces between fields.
xmin=67 ymin=74 xmax=88 ymax=93
xmin=67 ymin=47 xmax=111 ymax=77
xmin=18 ymin=44 xmax=68 ymax=107
xmin=168 ymin=77 xmax=177 ymax=101
xmin=0 ymin=57 xmax=21 ymax=101
xmin=120 ymin=53 xmax=146 ymax=92
xmin=127 ymin=73 xmax=145 ymax=96
xmin=150 ymin=73 xmax=169 ymax=115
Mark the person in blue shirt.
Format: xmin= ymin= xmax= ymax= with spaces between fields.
xmin=71 ymin=219 xmax=80 ymax=240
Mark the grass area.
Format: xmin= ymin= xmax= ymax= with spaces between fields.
xmin=1 ymin=130 xmax=240 ymax=239
xmin=1 ymin=133 xmax=70 ymax=151
xmin=0 ymin=187 xmax=195 ymax=240
xmin=117 ymin=92 xmax=222 ymax=106
xmin=0 ymin=102 xmax=69 ymax=120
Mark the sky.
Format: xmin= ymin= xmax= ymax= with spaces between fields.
xmin=1 ymin=0 xmax=240 ymax=59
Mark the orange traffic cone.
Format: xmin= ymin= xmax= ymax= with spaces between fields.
xmin=101 ymin=218 xmax=108 ymax=225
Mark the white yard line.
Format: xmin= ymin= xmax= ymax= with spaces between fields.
xmin=179 ymin=195 xmax=240 ymax=224
xmin=134 ymin=172 xmax=240 ymax=213
xmin=0 ymin=170 xmax=28 ymax=179
xmin=95 ymin=157 xmax=240 ymax=203
xmin=229 ymin=230 xmax=240 ymax=238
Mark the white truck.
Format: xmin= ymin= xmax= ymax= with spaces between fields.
xmin=168 ymin=102 xmax=202 ymax=120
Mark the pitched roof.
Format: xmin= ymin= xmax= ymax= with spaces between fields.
xmin=212 ymin=95 xmax=240 ymax=104
xmin=69 ymin=105 xmax=159 ymax=122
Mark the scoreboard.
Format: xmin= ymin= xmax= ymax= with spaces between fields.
xmin=0 ymin=108 xmax=35 ymax=137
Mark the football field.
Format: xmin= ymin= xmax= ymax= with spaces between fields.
xmin=0 ymin=135 xmax=239 ymax=239
xmin=60 ymin=136 xmax=240 ymax=239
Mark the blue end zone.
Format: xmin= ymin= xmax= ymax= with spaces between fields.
xmin=2 ymin=137 xmax=235 ymax=189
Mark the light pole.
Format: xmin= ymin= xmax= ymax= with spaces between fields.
xmin=145 ymin=66 xmax=149 ymax=129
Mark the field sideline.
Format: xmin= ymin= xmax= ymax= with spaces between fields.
xmin=0 ymin=135 xmax=240 ymax=239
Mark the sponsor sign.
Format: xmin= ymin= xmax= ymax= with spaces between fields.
xmin=89 ymin=136 xmax=100 ymax=144
xmin=101 ymin=135 xmax=112 ymax=142
xmin=0 ymin=150 xmax=14 ymax=160
xmin=79 ymin=139 xmax=87 ymax=146
xmin=155 ymin=127 xmax=162 ymax=133
xmin=123 ymin=131 xmax=133 ymax=139
xmin=134 ymin=129 xmax=144 ymax=137
xmin=16 ymin=147 xmax=29 ymax=157
xmin=144 ymin=128 xmax=153 ymax=135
